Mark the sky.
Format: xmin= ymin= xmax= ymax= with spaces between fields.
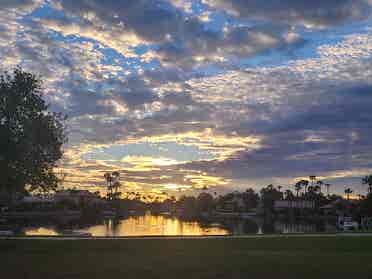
xmin=1 ymin=0 xmax=372 ymax=197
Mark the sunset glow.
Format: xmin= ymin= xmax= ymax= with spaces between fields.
xmin=1 ymin=0 xmax=372 ymax=197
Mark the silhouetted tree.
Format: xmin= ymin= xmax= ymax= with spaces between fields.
xmin=362 ymin=175 xmax=372 ymax=195
xmin=360 ymin=193 xmax=372 ymax=217
xmin=242 ymin=188 xmax=259 ymax=210
xmin=316 ymin=180 xmax=324 ymax=194
xmin=104 ymin=172 xmax=114 ymax=200
xmin=284 ymin=189 xmax=295 ymax=200
xmin=294 ymin=180 xmax=308 ymax=197
xmin=309 ymin=175 xmax=316 ymax=189
xmin=177 ymin=195 xmax=197 ymax=218
xmin=196 ymin=192 xmax=214 ymax=213
xmin=294 ymin=182 xmax=302 ymax=197
xmin=260 ymin=184 xmax=282 ymax=212
xmin=344 ymin=188 xmax=353 ymax=200
xmin=0 ymin=69 xmax=66 ymax=198
xmin=104 ymin=171 xmax=121 ymax=200
xmin=325 ymin=183 xmax=331 ymax=196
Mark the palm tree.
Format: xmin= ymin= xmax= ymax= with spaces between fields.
xmin=344 ymin=188 xmax=353 ymax=200
xmin=314 ymin=185 xmax=321 ymax=194
xmin=362 ymin=175 xmax=372 ymax=195
xmin=309 ymin=175 xmax=316 ymax=189
xmin=112 ymin=171 xmax=121 ymax=199
xmin=316 ymin=180 xmax=324 ymax=194
xmin=294 ymin=182 xmax=302 ymax=198
xmin=284 ymin=190 xmax=295 ymax=200
xmin=301 ymin=179 xmax=309 ymax=193
xmin=325 ymin=183 xmax=331 ymax=196
xmin=104 ymin=171 xmax=121 ymax=200
xmin=294 ymin=180 xmax=309 ymax=197
xmin=112 ymin=181 xmax=121 ymax=200
xmin=104 ymin=172 xmax=113 ymax=200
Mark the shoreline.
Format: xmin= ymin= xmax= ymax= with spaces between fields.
xmin=2 ymin=232 xmax=372 ymax=240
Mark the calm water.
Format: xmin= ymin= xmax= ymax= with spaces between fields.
xmin=22 ymin=213 xmax=337 ymax=236
xmin=23 ymin=214 xmax=230 ymax=236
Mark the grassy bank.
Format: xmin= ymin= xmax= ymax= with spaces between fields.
xmin=1 ymin=237 xmax=372 ymax=279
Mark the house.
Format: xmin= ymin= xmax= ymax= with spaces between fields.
xmin=319 ymin=203 xmax=335 ymax=215
xmin=320 ymin=199 xmax=359 ymax=216
xmin=216 ymin=192 xmax=246 ymax=213
xmin=274 ymin=200 xmax=315 ymax=210
xmin=22 ymin=196 xmax=56 ymax=205
xmin=55 ymin=190 xmax=103 ymax=207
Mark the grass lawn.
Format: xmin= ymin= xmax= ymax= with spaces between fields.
xmin=1 ymin=236 xmax=372 ymax=279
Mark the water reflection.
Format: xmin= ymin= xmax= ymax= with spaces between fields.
xmin=24 ymin=227 xmax=59 ymax=236
xmin=24 ymin=214 xmax=230 ymax=236
xmin=22 ymin=214 xmax=336 ymax=236
xmin=78 ymin=214 xmax=230 ymax=236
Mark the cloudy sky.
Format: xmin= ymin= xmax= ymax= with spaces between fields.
xmin=1 ymin=0 xmax=372 ymax=197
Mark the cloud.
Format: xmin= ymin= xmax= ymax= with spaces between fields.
xmin=45 ymin=0 xmax=306 ymax=67
xmin=0 ymin=0 xmax=43 ymax=13
xmin=203 ymin=0 xmax=372 ymax=28
xmin=167 ymin=31 xmax=372 ymax=188
xmin=1 ymin=0 xmax=372 ymax=194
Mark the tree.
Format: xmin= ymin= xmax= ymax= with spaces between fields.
xmin=316 ymin=180 xmax=324 ymax=194
xmin=0 ymin=69 xmax=66 ymax=198
xmin=309 ymin=175 xmax=316 ymax=193
xmin=104 ymin=171 xmax=121 ymax=200
xmin=344 ymin=188 xmax=353 ymax=200
xmin=104 ymin=172 xmax=114 ymax=200
xmin=260 ymin=184 xmax=282 ymax=211
xmin=325 ymin=183 xmax=331 ymax=196
xmin=360 ymin=193 xmax=372 ymax=217
xmin=294 ymin=180 xmax=308 ymax=197
xmin=284 ymin=189 xmax=295 ymax=200
xmin=294 ymin=182 xmax=302 ymax=198
xmin=177 ymin=195 xmax=197 ymax=217
xmin=242 ymin=188 xmax=259 ymax=210
xmin=196 ymin=192 xmax=214 ymax=213
xmin=362 ymin=175 xmax=372 ymax=195
xmin=309 ymin=175 xmax=316 ymax=184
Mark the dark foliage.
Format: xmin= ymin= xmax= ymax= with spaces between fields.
xmin=0 ymin=69 xmax=66 ymax=196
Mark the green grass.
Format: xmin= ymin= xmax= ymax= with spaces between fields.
xmin=1 ymin=237 xmax=372 ymax=279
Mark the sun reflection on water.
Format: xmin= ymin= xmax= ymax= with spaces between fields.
xmin=79 ymin=214 xmax=229 ymax=236
xmin=23 ymin=214 xmax=230 ymax=236
xmin=24 ymin=227 xmax=59 ymax=236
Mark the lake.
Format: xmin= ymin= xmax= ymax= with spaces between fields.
xmin=21 ymin=213 xmax=337 ymax=236
xmin=23 ymin=213 xmax=229 ymax=236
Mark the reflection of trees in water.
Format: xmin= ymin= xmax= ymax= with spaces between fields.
xmin=21 ymin=215 xmax=338 ymax=236
xmin=221 ymin=219 xmax=259 ymax=234
xmin=104 ymin=218 xmax=121 ymax=236
xmin=215 ymin=218 xmax=336 ymax=235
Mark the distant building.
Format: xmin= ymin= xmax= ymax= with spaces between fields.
xmin=55 ymin=190 xmax=103 ymax=207
xmin=22 ymin=196 xmax=56 ymax=205
xmin=320 ymin=199 xmax=359 ymax=216
xmin=274 ymin=200 xmax=315 ymax=210
xmin=217 ymin=193 xmax=246 ymax=213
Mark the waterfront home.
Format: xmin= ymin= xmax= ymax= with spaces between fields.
xmin=274 ymin=200 xmax=315 ymax=210
xmin=216 ymin=193 xmax=246 ymax=213
xmin=19 ymin=195 xmax=57 ymax=210
xmin=22 ymin=196 xmax=56 ymax=204
xmin=320 ymin=198 xmax=359 ymax=217
xmin=55 ymin=190 xmax=104 ymax=207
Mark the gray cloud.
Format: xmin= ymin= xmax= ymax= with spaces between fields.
xmin=51 ymin=0 xmax=305 ymax=67
xmin=181 ymin=83 xmax=372 ymax=181
xmin=203 ymin=0 xmax=372 ymax=27
xmin=1 ymin=0 xmax=372 ymax=192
